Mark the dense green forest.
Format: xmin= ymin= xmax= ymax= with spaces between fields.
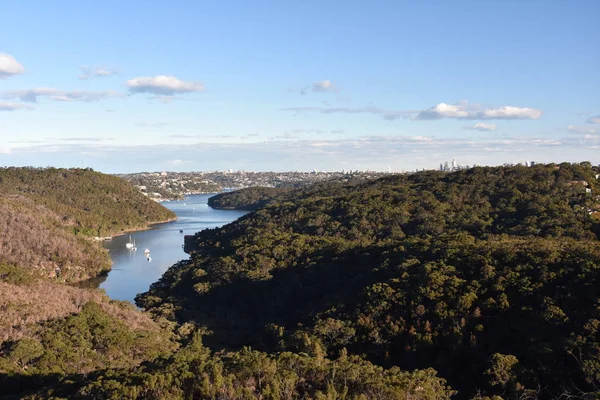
xmin=3 ymin=163 xmax=600 ymax=399
xmin=208 ymin=187 xmax=291 ymax=210
xmin=207 ymin=179 xmax=370 ymax=211
xmin=0 ymin=167 xmax=176 ymax=281
xmin=1 ymin=272 xmax=451 ymax=399
xmin=0 ymin=167 xmax=451 ymax=399
xmin=138 ymin=162 xmax=600 ymax=398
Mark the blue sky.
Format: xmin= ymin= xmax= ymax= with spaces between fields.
xmin=1 ymin=0 xmax=598 ymax=173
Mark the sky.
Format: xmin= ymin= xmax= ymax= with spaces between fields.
xmin=0 ymin=0 xmax=599 ymax=173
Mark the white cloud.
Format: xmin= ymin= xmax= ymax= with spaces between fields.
xmin=568 ymin=125 xmax=598 ymax=134
xmin=79 ymin=66 xmax=117 ymax=80
xmin=6 ymin=133 xmax=598 ymax=173
xmin=127 ymin=75 xmax=204 ymax=96
xmin=0 ymin=102 xmax=33 ymax=111
xmin=414 ymin=102 xmax=543 ymax=120
xmin=281 ymin=106 xmax=391 ymax=116
xmin=478 ymin=106 xmax=542 ymax=120
xmin=312 ymin=80 xmax=339 ymax=93
xmin=168 ymin=159 xmax=194 ymax=165
xmin=52 ymin=90 xmax=122 ymax=102
xmin=417 ymin=103 xmax=469 ymax=119
xmin=409 ymin=136 xmax=434 ymax=142
xmin=463 ymin=123 xmax=497 ymax=131
xmin=0 ymin=53 xmax=25 ymax=78
xmin=1 ymin=88 xmax=123 ymax=103
xmin=586 ymin=115 xmax=600 ymax=124
xmin=281 ymin=102 xmax=540 ymax=122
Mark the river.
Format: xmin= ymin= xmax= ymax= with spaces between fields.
xmin=98 ymin=194 xmax=247 ymax=303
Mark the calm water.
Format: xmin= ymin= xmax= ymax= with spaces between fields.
xmin=99 ymin=194 xmax=247 ymax=303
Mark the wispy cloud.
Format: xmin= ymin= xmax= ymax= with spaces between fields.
xmin=0 ymin=102 xmax=33 ymax=111
xmin=283 ymin=129 xmax=345 ymax=135
xmin=312 ymin=80 xmax=339 ymax=93
xmin=1 ymin=88 xmax=123 ymax=103
xmin=280 ymin=106 xmax=416 ymax=120
xmin=382 ymin=110 xmax=418 ymax=121
xmin=586 ymin=115 xmax=600 ymax=124
xmin=568 ymin=125 xmax=598 ymax=135
xmin=0 ymin=53 xmax=24 ymax=79
xmin=8 ymin=140 xmax=47 ymax=144
xmin=273 ymin=132 xmax=298 ymax=139
xmin=50 ymin=137 xmax=114 ymax=142
xmin=8 ymin=133 xmax=589 ymax=174
xmin=168 ymin=134 xmax=202 ymax=139
xmin=282 ymin=106 xmax=383 ymax=114
xmin=414 ymin=101 xmax=543 ymax=120
xmin=463 ymin=123 xmax=497 ymax=132
xmin=168 ymin=159 xmax=194 ymax=165
xmin=127 ymin=75 xmax=204 ymax=96
xmin=79 ymin=66 xmax=117 ymax=80
xmin=284 ymin=102 xmax=542 ymax=122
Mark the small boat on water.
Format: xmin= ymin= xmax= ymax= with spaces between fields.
xmin=144 ymin=248 xmax=151 ymax=255
xmin=125 ymin=235 xmax=134 ymax=249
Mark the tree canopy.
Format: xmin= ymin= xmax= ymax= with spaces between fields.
xmin=0 ymin=167 xmax=176 ymax=281
xmin=138 ymin=162 xmax=600 ymax=398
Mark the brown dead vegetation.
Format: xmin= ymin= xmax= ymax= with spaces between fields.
xmin=0 ymin=280 xmax=160 ymax=344
xmin=0 ymin=196 xmax=109 ymax=281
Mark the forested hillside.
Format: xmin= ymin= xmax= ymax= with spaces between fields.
xmin=1 ymin=271 xmax=452 ymax=399
xmin=0 ymin=167 xmax=176 ymax=281
xmin=0 ymin=166 xmax=452 ymax=399
xmin=208 ymin=187 xmax=289 ymax=210
xmin=138 ymin=162 xmax=600 ymax=398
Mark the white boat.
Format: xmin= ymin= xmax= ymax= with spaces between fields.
xmin=144 ymin=248 xmax=151 ymax=255
xmin=125 ymin=235 xmax=134 ymax=249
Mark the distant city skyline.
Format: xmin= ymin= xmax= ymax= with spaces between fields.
xmin=1 ymin=1 xmax=599 ymax=173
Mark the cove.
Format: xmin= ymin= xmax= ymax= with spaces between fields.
xmin=98 ymin=193 xmax=247 ymax=303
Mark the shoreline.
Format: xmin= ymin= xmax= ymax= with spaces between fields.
xmin=86 ymin=216 xmax=179 ymax=278
xmin=92 ymin=217 xmax=178 ymax=241
xmin=155 ymin=191 xmax=222 ymax=203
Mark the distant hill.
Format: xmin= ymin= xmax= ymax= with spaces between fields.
xmin=207 ymin=179 xmax=370 ymax=211
xmin=208 ymin=187 xmax=289 ymax=210
xmin=138 ymin=162 xmax=600 ymax=398
xmin=0 ymin=167 xmax=176 ymax=281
